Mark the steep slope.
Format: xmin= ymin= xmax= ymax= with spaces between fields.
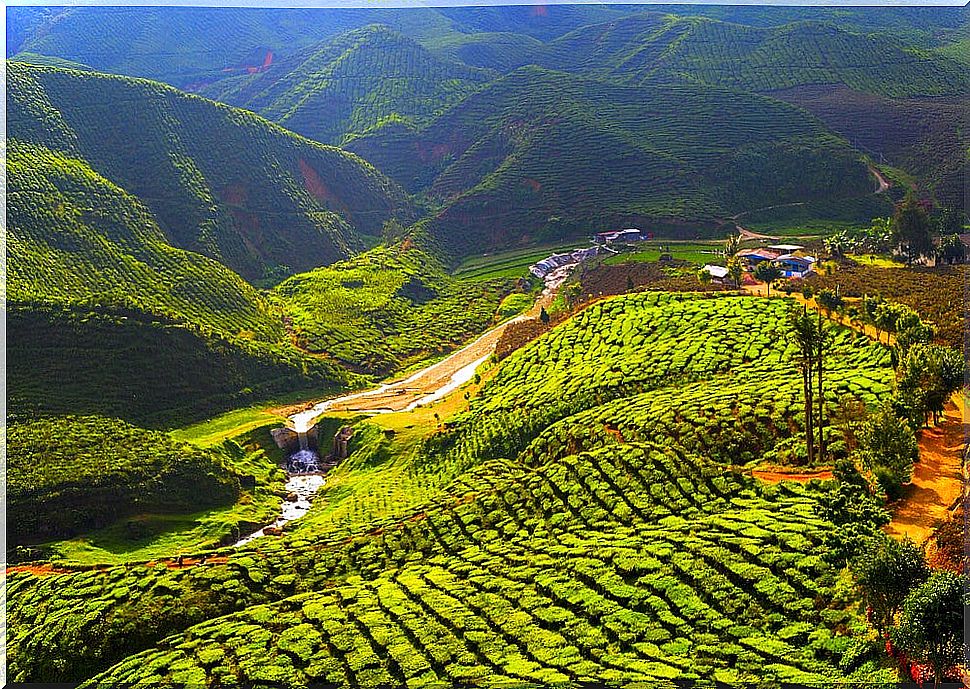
xmin=349 ymin=67 xmax=875 ymax=255
xmin=7 ymin=140 xmax=281 ymax=339
xmin=198 ymin=25 xmax=494 ymax=146
xmin=773 ymin=85 xmax=970 ymax=211
xmin=540 ymin=14 xmax=970 ymax=97
xmin=8 ymin=62 xmax=411 ymax=281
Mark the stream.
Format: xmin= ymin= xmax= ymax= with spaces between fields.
xmin=233 ymin=270 xmax=572 ymax=547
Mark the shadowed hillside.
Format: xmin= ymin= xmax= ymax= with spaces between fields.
xmin=349 ymin=67 xmax=877 ymax=255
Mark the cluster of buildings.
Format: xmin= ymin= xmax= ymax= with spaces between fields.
xmin=592 ymin=228 xmax=651 ymax=244
xmin=529 ymin=246 xmax=602 ymax=279
xmin=703 ymin=243 xmax=817 ymax=283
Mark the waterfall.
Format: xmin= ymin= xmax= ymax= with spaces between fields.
xmin=298 ymin=431 xmax=308 ymax=451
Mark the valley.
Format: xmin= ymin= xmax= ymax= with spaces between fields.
xmin=6 ymin=3 xmax=970 ymax=687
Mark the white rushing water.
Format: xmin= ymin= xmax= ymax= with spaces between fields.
xmin=232 ymin=474 xmax=325 ymax=547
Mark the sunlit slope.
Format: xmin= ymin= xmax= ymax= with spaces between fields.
xmin=7 ymin=62 xmax=411 ymax=281
xmin=199 ymin=25 xmax=494 ymax=146
xmin=349 ymin=67 xmax=874 ymax=254
xmin=7 ymin=141 xmax=281 ymax=338
xmin=7 ymin=294 xmax=897 ymax=686
xmin=270 ymin=242 xmax=515 ymax=375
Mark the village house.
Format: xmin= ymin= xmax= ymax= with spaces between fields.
xmin=701 ymin=264 xmax=730 ymax=284
xmin=593 ymin=228 xmax=644 ymax=244
xmin=774 ymin=254 xmax=816 ymax=278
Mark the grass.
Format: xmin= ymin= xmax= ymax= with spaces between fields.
xmin=602 ymin=242 xmax=724 ymax=266
xmin=453 ymin=241 xmax=589 ymax=280
xmin=36 ymin=422 xmax=288 ymax=565
xmin=170 ymin=407 xmax=286 ymax=447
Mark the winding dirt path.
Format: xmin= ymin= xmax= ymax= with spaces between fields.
xmin=886 ymin=397 xmax=966 ymax=545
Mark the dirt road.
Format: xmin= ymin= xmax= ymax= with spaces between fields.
xmin=290 ymin=315 xmax=529 ymax=425
xmin=886 ymin=398 xmax=966 ymax=545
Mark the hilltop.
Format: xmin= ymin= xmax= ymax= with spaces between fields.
xmin=538 ymin=14 xmax=970 ymax=97
xmin=198 ymin=25 xmax=495 ymax=146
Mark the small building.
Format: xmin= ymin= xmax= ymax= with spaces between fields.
xmin=773 ymin=254 xmax=816 ymax=278
xmin=701 ymin=264 xmax=730 ymax=283
xmin=735 ymin=248 xmax=781 ymax=270
xmin=767 ymin=243 xmax=805 ymax=253
xmin=593 ymin=228 xmax=643 ymax=244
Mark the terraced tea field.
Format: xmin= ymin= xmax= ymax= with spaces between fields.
xmin=7 ymin=293 xmax=900 ymax=686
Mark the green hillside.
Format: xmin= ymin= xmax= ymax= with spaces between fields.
xmin=8 ymin=416 xmax=241 ymax=547
xmin=349 ymin=67 xmax=876 ymax=255
xmin=8 ymin=62 xmax=411 ymax=281
xmin=7 ymin=303 xmax=349 ymax=428
xmin=540 ymin=14 xmax=970 ymax=97
xmin=198 ymin=25 xmax=494 ymax=146
xmin=7 ymin=294 xmax=898 ymax=685
xmin=271 ymin=241 xmax=517 ymax=375
xmin=6 ymin=7 xmax=459 ymax=88
xmin=7 ymin=141 xmax=282 ymax=339
xmin=773 ymin=85 xmax=970 ymax=211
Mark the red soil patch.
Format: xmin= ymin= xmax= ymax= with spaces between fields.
xmin=887 ymin=398 xmax=966 ymax=545
xmin=751 ymin=468 xmax=834 ymax=483
xmin=6 ymin=564 xmax=76 ymax=577
xmin=298 ymin=158 xmax=343 ymax=210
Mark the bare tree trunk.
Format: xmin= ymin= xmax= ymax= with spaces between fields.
xmin=817 ymin=314 xmax=826 ymax=462
xmin=803 ymin=361 xmax=815 ymax=465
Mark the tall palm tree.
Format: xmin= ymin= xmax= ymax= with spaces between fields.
xmin=788 ymin=306 xmax=816 ymax=464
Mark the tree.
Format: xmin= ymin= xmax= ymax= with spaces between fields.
xmin=697 ymin=269 xmax=712 ymax=286
xmin=852 ymin=535 xmax=929 ymax=636
xmin=724 ymin=232 xmax=742 ymax=258
xmin=891 ymin=192 xmax=934 ymax=265
xmin=813 ymin=311 xmax=833 ymax=460
xmin=933 ymin=206 xmax=965 ymax=236
xmin=788 ymin=306 xmax=817 ymax=465
xmin=897 ymin=344 xmax=965 ymax=426
xmin=891 ymin=571 xmax=968 ymax=687
xmin=753 ymin=261 xmax=782 ymax=296
xmin=626 ymin=275 xmax=635 ymax=291
xmin=936 ymin=234 xmax=967 ymax=265
xmin=857 ymin=402 xmax=919 ymax=500
xmin=815 ymin=288 xmax=844 ymax=314
xmin=727 ymin=256 xmax=744 ymax=289
xmin=539 ymin=307 xmax=550 ymax=325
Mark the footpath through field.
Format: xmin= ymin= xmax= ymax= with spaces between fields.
xmin=887 ymin=396 xmax=967 ymax=545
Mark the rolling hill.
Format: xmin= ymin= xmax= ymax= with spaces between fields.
xmin=538 ymin=13 xmax=970 ymax=97
xmin=197 ymin=25 xmax=495 ymax=146
xmin=773 ymin=85 xmax=970 ymax=211
xmin=6 ymin=63 xmax=413 ymax=426
xmin=349 ymin=67 xmax=878 ymax=255
xmin=7 ymin=61 xmax=411 ymax=282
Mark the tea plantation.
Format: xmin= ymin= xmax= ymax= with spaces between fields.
xmin=272 ymin=242 xmax=518 ymax=375
xmin=7 ymin=416 xmax=242 ymax=547
xmin=7 ymin=294 xmax=900 ymax=686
